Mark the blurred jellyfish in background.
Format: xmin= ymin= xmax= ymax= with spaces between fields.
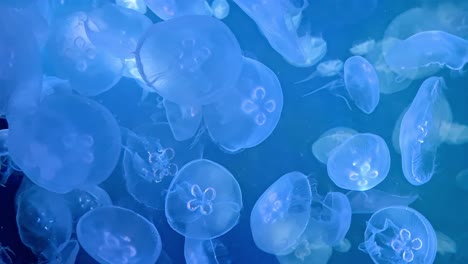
xmin=0 ymin=129 xmax=20 ymax=187
xmin=327 ymin=133 xmax=391 ymax=191
xmin=346 ymin=189 xmax=419 ymax=214
xmin=40 ymin=76 xmax=72 ymax=101
xmin=0 ymin=243 xmax=13 ymax=264
xmin=165 ymin=159 xmax=242 ymax=240
xmin=435 ymin=231 xmax=457 ymax=256
xmin=184 ymin=238 xmax=231 ymax=264
xmin=116 ymin=0 xmax=147 ymax=13
xmin=349 ymin=39 xmax=376 ymax=56
xmin=456 ymin=168 xmax=468 ymax=192
xmin=295 ymin=59 xmax=344 ymax=84
xmin=43 ymin=240 xmax=80 ymax=264
xmin=164 ymin=100 xmax=203 ymax=142
xmin=144 ymin=0 xmax=212 ymax=20
xmin=311 ymin=127 xmax=358 ymax=164
xmin=210 ymin=0 xmax=230 ymax=19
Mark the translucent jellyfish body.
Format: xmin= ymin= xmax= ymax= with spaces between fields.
xmin=77 ymin=206 xmax=162 ymax=264
xmin=311 ymin=127 xmax=358 ymax=164
xmin=210 ymin=0 xmax=230 ymax=19
xmin=203 ymin=57 xmax=283 ymax=153
xmin=136 ymin=15 xmax=243 ymax=105
xmin=296 ymin=59 xmax=344 ymax=83
xmin=116 ymin=0 xmax=147 ymax=14
xmin=44 ymin=12 xmax=123 ymax=96
xmin=435 ymin=231 xmax=457 ymax=256
xmin=123 ymin=123 xmax=201 ymax=210
xmin=250 ymin=172 xmax=312 ymax=255
xmin=184 ymin=238 xmax=231 ymax=264
xmin=385 ymin=31 xmax=468 ymax=80
xmin=45 ymin=240 xmax=80 ymax=264
xmin=233 ymin=0 xmax=327 ymax=67
xmin=8 ymin=94 xmax=121 ymax=193
xmin=399 ymin=77 xmax=452 ymax=186
xmin=144 ymin=0 xmax=212 ymax=20
xmin=164 ymin=100 xmax=203 ymax=141
xmin=64 ymin=185 xmax=113 ymax=225
xmin=456 ymin=168 xmax=468 ymax=192
xmin=165 ymin=159 xmax=242 ymax=240
xmin=16 ymin=185 xmax=73 ymax=259
xmin=359 ymin=206 xmax=437 ymax=264
xmin=327 ymin=133 xmax=391 ymax=191
xmin=302 ymin=56 xmax=380 ymax=114
xmin=346 ymin=189 xmax=419 ymax=214
xmin=350 ymin=39 xmax=376 ymax=56
xmin=85 ymin=4 xmax=152 ymax=60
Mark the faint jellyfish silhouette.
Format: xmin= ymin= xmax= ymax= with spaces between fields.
xmin=77 ymin=206 xmax=162 ymax=264
xmin=399 ymin=77 xmax=452 ymax=186
xmin=165 ymin=159 xmax=242 ymax=239
xmin=116 ymin=0 xmax=147 ymax=13
xmin=210 ymin=0 xmax=230 ymax=19
xmin=301 ymin=56 xmax=380 ymax=114
xmin=0 ymin=243 xmax=13 ymax=264
xmin=277 ymin=240 xmax=332 ymax=264
xmin=456 ymin=168 xmax=468 ymax=192
xmin=144 ymin=0 xmax=212 ymax=20
xmin=327 ymin=133 xmax=391 ymax=191
xmin=346 ymin=189 xmax=419 ymax=214
xmin=203 ymin=57 xmax=283 ymax=153
xmin=184 ymin=238 xmax=231 ymax=264
xmin=392 ymin=106 xmax=410 ymax=154
xmin=7 ymin=94 xmax=121 ymax=193
xmin=64 ymin=185 xmax=112 ymax=226
xmin=250 ymin=171 xmax=312 ymax=255
xmin=295 ymin=59 xmax=344 ymax=84
xmin=435 ymin=231 xmax=457 ymax=256
xmin=136 ymin=15 xmax=243 ymax=105
xmin=123 ymin=123 xmax=201 ymax=210
xmin=333 ymin=238 xmax=351 ymax=253
xmin=359 ymin=206 xmax=437 ymax=264
xmin=15 ymin=185 xmax=73 ymax=259
xmin=312 ymin=126 xmax=358 ymax=164
xmin=39 ymin=0 xmax=111 ymax=22
xmin=40 ymin=76 xmax=72 ymax=101
xmin=438 ymin=120 xmax=468 ymax=145
xmin=164 ymin=100 xmax=203 ymax=141
xmin=43 ymin=240 xmax=80 ymax=264
xmin=350 ymin=39 xmax=376 ymax=56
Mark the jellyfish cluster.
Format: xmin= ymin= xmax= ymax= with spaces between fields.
xmin=0 ymin=0 xmax=466 ymax=263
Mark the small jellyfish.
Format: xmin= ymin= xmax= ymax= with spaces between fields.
xmin=301 ymin=56 xmax=380 ymax=114
xmin=359 ymin=206 xmax=437 ymax=264
xmin=136 ymin=15 xmax=243 ymax=105
xmin=350 ymin=39 xmax=376 ymax=56
xmin=116 ymin=0 xmax=147 ymax=14
xmin=210 ymin=0 xmax=230 ymax=19
xmin=165 ymin=159 xmax=243 ymax=240
xmin=456 ymin=168 xmax=468 ymax=192
xmin=435 ymin=231 xmax=457 ymax=256
xmin=164 ymin=100 xmax=203 ymax=141
xmin=346 ymin=189 xmax=419 ymax=214
xmin=250 ymin=172 xmax=312 ymax=255
xmin=399 ymin=77 xmax=452 ymax=186
xmin=327 ymin=133 xmax=391 ymax=191
xmin=295 ymin=59 xmax=344 ymax=84
xmin=77 ymin=206 xmax=162 ymax=264
xmin=203 ymin=57 xmax=283 ymax=153
xmin=144 ymin=0 xmax=212 ymax=20
xmin=311 ymin=127 xmax=358 ymax=164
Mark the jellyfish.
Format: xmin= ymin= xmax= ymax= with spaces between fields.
xmin=144 ymin=0 xmax=212 ymax=20
xmin=210 ymin=0 xmax=230 ymax=19
xmin=333 ymin=238 xmax=351 ymax=253
xmin=435 ymin=231 xmax=457 ymax=256
xmin=327 ymin=133 xmax=391 ymax=191
xmin=233 ymin=0 xmax=328 ymax=67
xmin=311 ymin=127 xmax=358 ymax=164
xmin=350 ymin=39 xmax=376 ymax=56
xmin=116 ymin=0 xmax=147 ymax=13
xmin=40 ymin=76 xmax=72 ymax=101
xmin=122 ymin=123 xmax=202 ymax=210
xmin=392 ymin=106 xmax=410 ymax=154
xmin=85 ymin=4 xmax=152 ymax=60
xmin=64 ymin=185 xmax=113 ymax=226
xmin=165 ymin=159 xmax=242 ymax=240
xmin=384 ymin=31 xmax=468 ymax=80
xmin=7 ymin=94 xmax=122 ymax=193
xmin=164 ymin=100 xmax=203 ymax=141
xmin=439 ymin=121 xmax=468 ymax=145
xmin=184 ymin=238 xmax=231 ymax=264
xmin=16 ymin=185 xmax=73 ymax=259
xmin=44 ymin=12 xmax=123 ymax=96
xmin=77 ymin=206 xmax=162 ymax=264
xmin=456 ymin=168 xmax=468 ymax=192
xmin=295 ymin=59 xmax=344 ymax=84
xmin=346 ymin=189 xmax=419 ymax=214
xmin=250 ymin=171 xmax=312 ymax=255
xmin=136 ymin=15 xmax=243 ymax=105
xmin=399 ymin=77 xmax=452 ymax=186
xmin=359 ymin=206 xmax=437 ymax=264
xmin=203 ymin=57 xmax=283 ymax=153
xmin=42 ymin=240 xmax=80 ymax=264
xmin=301 ymin=56 xmax=380 ymax=114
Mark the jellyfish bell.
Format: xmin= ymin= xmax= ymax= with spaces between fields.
xmin=311 ymin=126 xmax=358 ymax=164
xmin=350 ymin=39 xmax=376 ymax=56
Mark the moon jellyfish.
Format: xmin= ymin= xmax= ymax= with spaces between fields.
xmin=64 ymin=185 xmax=113 ymax=226
xmin=165 ymin=159 xmax=242 ymax=240
xmin=302 ymin=56 xmax=380 ymax=114
xmin=359 ymin=206 xmax=437 ymax=264
xmin=250 ymin=172 xmax=312 ymax=255
xmin=346 ymin=189 xmax=419 ymax=214
xmin=184 ymin=238 xmax=231 ymax=264
xmin=456 ymin=168 xmax=468 ymax=192
xmin=327 ymin=133 xmax=391 ymax=191
xmin=8 ymin=94 xmax=122 ymax=193
xmin=399 ymin=77 xmax=452 ymax=186
xmin=164 ymin=100 xmax=203 ymax=141
xmin=203 ymin=57 xmax=283 ymax=153
xmin=210 ymin=0 xmax=230 ymax=19
xmin=16 ymin=185 xmax=73 ymax=259
xmin=312 ymin=127 xmax=358 ymax=164
xmin=136 ymin=15 xmax=243 ymax=105
xmin=44 ymin=12 xmax=123 ymax=96
xmin=233 ymin=0 xmax=327 ymax=67
xmin=144 ymin=0 xmax=212 ymax=20
xmin=435 ymin=231 xmax=457 ymax=256
xmin=116 ymin=0 xmax=147 ymax=13
xmin=350 ymin=39 xmax=376 ymax=56
xmin=296 ymin=59 xmax=344 ymax=84
xmin=385 ymin=31 xmax=468 ymax=80
xmin=123 ymin=123 xmax=201 ymax=210
xmin=85 ymin=4 xmax=152 ymax=60
xmin=77 ymin=206 xmax=162 ymax=264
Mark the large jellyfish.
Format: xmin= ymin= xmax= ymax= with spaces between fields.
xmin=250 ymin=171 xmax=312 ymax=255
xmin=346 ymin=189 xmax=419 ymax=214
xmin=136 ymin=15 xmax=243 ymax=105
xmin=165 ymin=159 xmax=243 ymax=240
xmin=399 ymin=77 xmax=452 ymax=186
xmin=327 ymin=133 xmax=391 ymax=191
xmin=77 ymin=206 xmax=162 ymax=264
xmin=359 ymin=206 xmax=437 ymax=264
xmin=311 ymin=127 xmax=358 ymax=164
xmin=203 ymin=57 xmax=283 ymax=153
xmin=301 ymin=56 xmax=380 ymax=114
xmin=7 ymin=94 xmax=122 ymax=193
xmin=232 ymin=0 xmax=327 ymax=67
